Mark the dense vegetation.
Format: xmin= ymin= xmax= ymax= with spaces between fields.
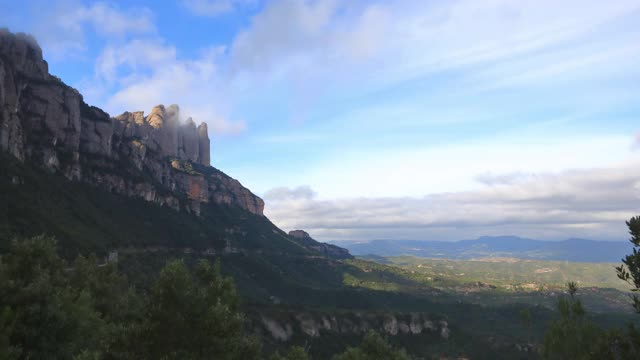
xmin=0 ymin=235 xmax=260 ymax=359
xmin=0 ymin=236 xmax=410 ymax=359
xmin=538 ymin=217 xmax=640 ymax=359
xmin=539 ymin=281 xmax=640 ymax=359
xmin=3 ymin=234 xmax=637 ymax=359
xmin=617 ymin=216 xmax=640 ymax=313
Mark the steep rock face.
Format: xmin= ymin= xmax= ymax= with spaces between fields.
xmin=197 ymin=122 xmax=210 ymax=166
xmin=179 ymin=117 xmax=199 ymax=162
xmin=0 ymin=30 xmax=81 ymax=179
xmin=0 ymin=29 xmax=263 ymax=216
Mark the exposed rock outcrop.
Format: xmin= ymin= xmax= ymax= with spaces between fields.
xmin=197 ymin=122 xmax=210 ymax=166
xmin=253 ymin=310 xmax=451 ymax=342
xmin=0 ymin=29 xmax=263 ymax=216
xmin=289 ymin=230 xmax=353 ymax=259
xmin=289 ymin=230 xmax=311 ymax=239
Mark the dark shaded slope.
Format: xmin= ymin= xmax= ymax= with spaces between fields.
xmin=0 ymin=153 xmax=442 ymax=308
xmin=0 ymin=153 xmax=302 ymax=256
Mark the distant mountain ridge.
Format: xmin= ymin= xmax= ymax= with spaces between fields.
xmin=334 ymin=236 xmax=630 ymax=263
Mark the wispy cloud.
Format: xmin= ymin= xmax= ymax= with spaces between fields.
xmin=264 ymin=186 xmax=316 ymax=201
xmin=72 ymin=2 xmax=155 ymax=37
xmin=93 ymin=40 xmax=246 ymax=135
xmin=474 ymin=172 xmax=535 ymax=187
xmin=226 ymin=0 xmax=640 ymax=92
xmin=95 ymin=39 xmax=176 ymax=83
xmin=181 ymin=0 xmax=256 ymax=17
xmin=24 ymin=0 xmax=155 ymax=58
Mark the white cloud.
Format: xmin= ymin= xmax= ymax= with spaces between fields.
xmin=264 ymin=186 xmax=317 ymax=201
xmin=474 ymin=172 xmax=534 ymax=186
xmin=27 ymin=1 xmax=155 ymax=58
xmin=209 ymin=0 xmax=640 ymax=138
xmin=41 ymin=0 xmax=640 ymax=137
xmin=181 ymin=0 xmax=255 ymax=17
xmin=87 ymin=40 xmax=245 ymax=135
xmin=73 ymin=2 xmax=155 ymax=37
xmin=95 ymin=40 xmax=176 ymax=83
xmin=227 ymin=0 xmax=640 ymax=86
xmin=383 ymin=0 xmax=640 ymax=80
xmin=229 ymin=0 xmax=342 ymax=72
xmin=264 ymin=161 xmax=640 ymax=241
xmin=228 ymin=0 xmax=397 ymax=78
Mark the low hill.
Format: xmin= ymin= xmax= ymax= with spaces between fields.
xmin=336 ymin=236 xmax=630 ymax=262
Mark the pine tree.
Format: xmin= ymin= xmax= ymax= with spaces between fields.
xmin=616 ymin=216 xmax=640 ymax=313
xmin=541 ymin=282 xmax=603 ymax=359
xmin=141 ymin=259 xmax=261 ymax=359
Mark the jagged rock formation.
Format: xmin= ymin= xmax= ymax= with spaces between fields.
xmin=288 ymin=230 xmax=312 ymax=239
xmin=0 ymin=29 xmax=263 ymax=216
xmin=289 ymin=230 xmax=353 ymax=259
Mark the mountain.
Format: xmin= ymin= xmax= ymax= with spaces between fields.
xmin=0 ymin=28 xmax=353 ymax=284
xmin=0 ymin=30 xmax=263 ymax=217
xmin=335 ymin=236 xmax=630 ymax=262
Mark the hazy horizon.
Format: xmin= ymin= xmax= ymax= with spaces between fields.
xmin=329 ymin=235 xmax=629 ymax=244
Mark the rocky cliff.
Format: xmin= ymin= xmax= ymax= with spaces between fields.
xmin=289 ymin=230 xmax=353 ymax=260
xmin=0 ymin=29 xmax=263 ymax=216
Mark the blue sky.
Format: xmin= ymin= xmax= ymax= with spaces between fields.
xmin=3 ymin=0 xmax=640 ymax=241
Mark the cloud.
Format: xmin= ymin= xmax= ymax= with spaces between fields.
xmin=634 ymin=133 xmax=640 ymax=150
xmin=264 ymin=186 xmax=317 ymax=201
xmin=229 ymin=0 xmax=342 ymax=73
xmin=73 ymin=2 xmax=155 ymax=37
xmin=26 ymin=1 xmax=155 ymax=58
xmin=95 ymin=39 xmax=176 ymax=83
xmin=181 ymin=0 xmax=255 ymax=17
xmin=215 ymin=0 xmax=640 ymax=132
xmin=474 ymin=172 xmax=535 ymax=186
xmin=229 ymin=0 xmax=394 ymax=73
xmin=87 ymin=40 xmax=245 ymax=135
xmin=263 ymin=162 xmax=640 ymax=241
xmin=229 ymin=0 xmax=640 ymax=83
xmin=27 ymin=0 xmax=639 ymax=136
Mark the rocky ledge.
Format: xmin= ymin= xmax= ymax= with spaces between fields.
xmin=289 ymin=230 xmax=353 ymax=259
xmin=0 ymin=29 xmax=263 ymax=216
